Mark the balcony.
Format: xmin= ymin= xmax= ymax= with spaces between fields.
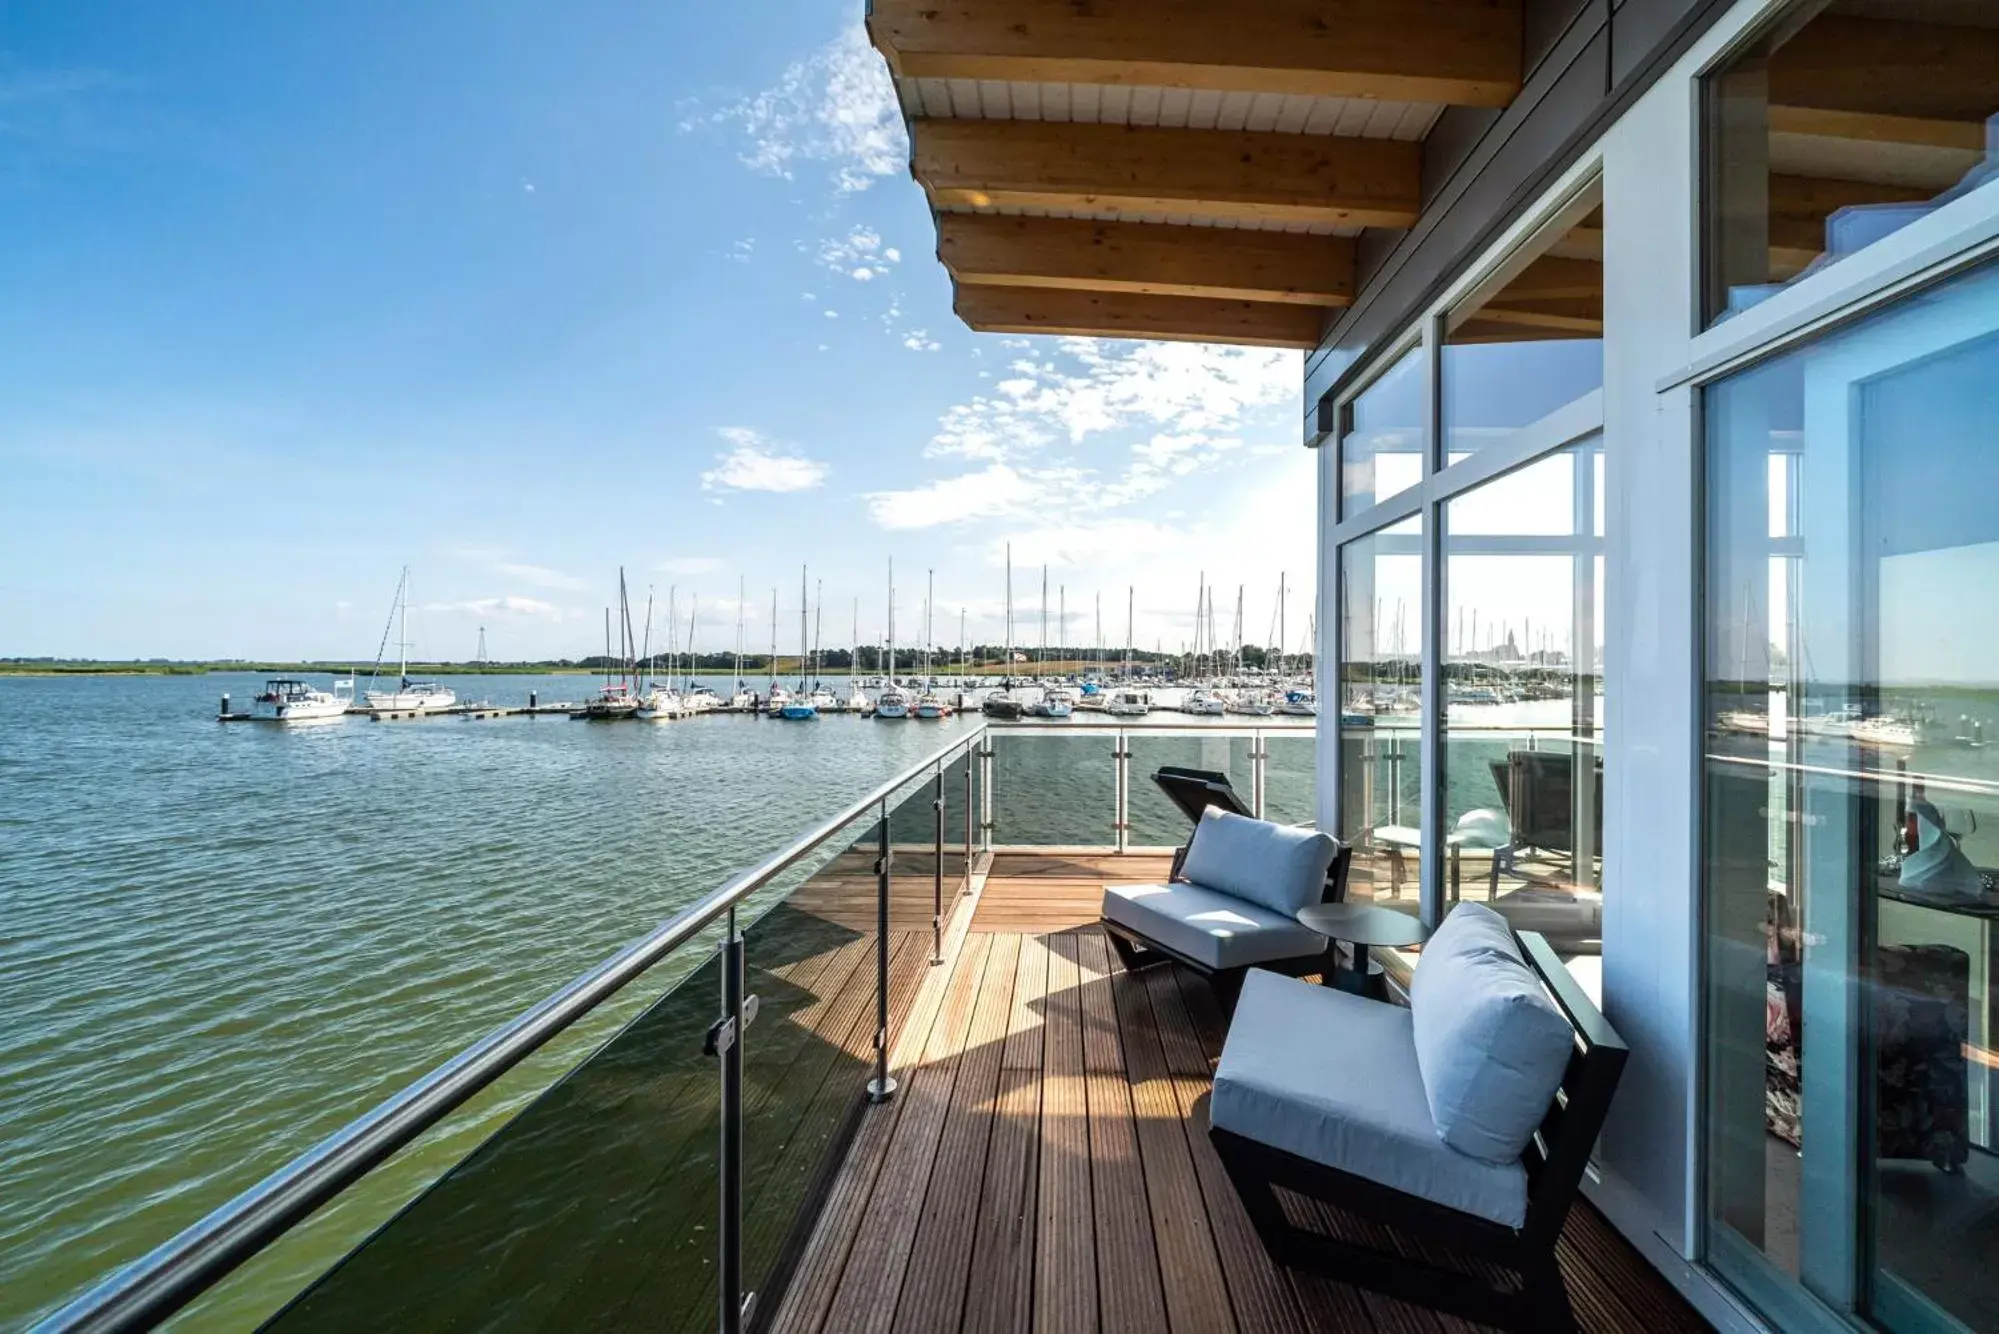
xmin=41 ymin=724 xmax=1703 ymax=1333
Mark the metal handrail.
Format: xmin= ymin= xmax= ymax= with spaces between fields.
xmin=39 ymin=723 xmax=990 ymax=1334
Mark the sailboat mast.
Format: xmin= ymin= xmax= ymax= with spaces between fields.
xmin=734 ymin=576 xmax=745 ymax=691
xmin=399 ymin=566 xmax=410 ymax=685
xmin=925 ymin=569 xmax=935 ymax=683
xmin=1279 ymin=572 xmax=1288 ymax=677
xmin=1125 ymin=586 xmax=1134 ymax=679
xmin=1004 ymin=543 xmax=1013 ymax=685
xmin=797 ymin=566 xmax=809 ymax=691
xmin=768 ymin=589 xmax=778 ymax=691
xmin=1059 ymin=585 xmax=1066 ymax=679
xmin=886 ymin=559 xmax=896 ymax=682
xmin=1039 ymin=565 xmax=1048 ymax=681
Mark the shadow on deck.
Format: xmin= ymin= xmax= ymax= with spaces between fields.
xmin=773 ymin=852 xmax=1710 ymax=1334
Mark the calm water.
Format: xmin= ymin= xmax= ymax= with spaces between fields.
xmin=0 ymin=672 xmax=1311 ymax=1328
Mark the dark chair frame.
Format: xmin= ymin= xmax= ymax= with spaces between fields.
xmin=1208 ymin=930 xmax=1628 ymax=1332
xmin=1102 ymin=764 xmax=1353 ymax=1009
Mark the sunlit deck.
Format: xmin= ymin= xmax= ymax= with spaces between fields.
xmin=772 ymin=852 xmax=1708 ymax=1334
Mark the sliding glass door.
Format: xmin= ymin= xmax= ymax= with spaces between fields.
xmin=1703 ymin=258 xmax=1999 ymax=1334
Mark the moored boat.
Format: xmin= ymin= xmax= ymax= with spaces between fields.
xmin=251 ymin=676 xmax=353 ymax=724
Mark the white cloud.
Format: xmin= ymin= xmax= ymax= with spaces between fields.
xmin=852 ymin=266 xmax=875 ymax=280
xmin=865 ymin=464 xmax=1048 ymax=530
xmin=823 ymin=309 xmax=839 ymax=319
xmin=988 ymin=517 xmax=1182 ymax=571
xmin=495 ymin=561 xmax=591 ymax=591
xmin=696 ymin=20 xmax=904 ymax=194
xmin=422 ymin=595 xmax=564 ymax=620
xmin=730 ymin=238 xmax=755 ymax=263
xmin=884 ymin=247 xmax=901 ymax=262
xmin=521 ymin=179 xmax=536 ymax=194
xmin=702 ymin=428 xmax=830 ymax=493
xmin=902 ymin=331 xmax=941 ymax=352
xmin=656 ymin=556 xmax=723 ymax=576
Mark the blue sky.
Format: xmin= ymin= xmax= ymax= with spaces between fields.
xmin=0 ymin=2 xmax=1314 ymax=663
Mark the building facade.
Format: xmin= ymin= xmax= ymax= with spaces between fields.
xmin=873 ymin=2 xmax=1999 ymax=1329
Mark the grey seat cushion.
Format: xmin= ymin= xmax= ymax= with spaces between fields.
xmin=1178 ymin=808 xmax=1339 ymax=916
xmin=1411 ymin=903 xmax=1575 ymax=1163
xmin=1213 ymin=970 xmax=1529 ymax=1228
xmin=1102 ymin=881 xmax=1328 ymax=971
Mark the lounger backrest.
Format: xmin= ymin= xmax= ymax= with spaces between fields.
xmin=1168 ymin=830 xmax=1351 ymax=907
xmin=1514 ymin=930 xmax=1628 ymax=1249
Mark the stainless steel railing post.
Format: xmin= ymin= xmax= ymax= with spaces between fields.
xmin=979 ymin=740 xmax=994 ymax=852
xmin=962 ymin=744 xmax=974 ymax=888
xmin=1251 ymin=730 xmax=1267 ymax=819
xmin=930 ymin=764 xmax=945 ymax=966
xmin=1114 ymin=729 xmax=1129 ymax=854
xmin=717 ymin=909 xmax=745 ymax=1334
xmin=867 ymin=800 xmax=898 ymax=1103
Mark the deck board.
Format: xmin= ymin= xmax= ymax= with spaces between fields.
xmin=1075 ymin=932 xmax=1170 ymax=1334
xmin=890 ymin=934 xmax=1020 ymax=1334
xmin=771 ymin=853 xmax=1714 ymax=1334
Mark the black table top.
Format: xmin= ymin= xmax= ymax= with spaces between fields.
xmin=1297 ymin=901 xmax=1433 ymax=948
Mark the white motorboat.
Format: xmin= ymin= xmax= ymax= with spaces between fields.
xmin=1183 ymin=689 xmax=1228 ymax=717
xmin=364 ymin=567 xmax=457 ymax=712
xmin=1277 ymin=689 xmax=1318 ymax=717
xmin=251 ymin=676 xmax=352 ymax=724
xmin=1105 ymin=690 xmax=1151 ymax=718
xmin=915 ymin=689 xmax=953 ymax=719
xmin=1226 ymin=689 xmax=1275 ymax=717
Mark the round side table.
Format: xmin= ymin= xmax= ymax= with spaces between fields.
xmin=1297 ymin=901 xmax=1432 ymax=1000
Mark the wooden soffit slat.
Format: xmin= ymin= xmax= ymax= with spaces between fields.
xmin=913 ymin=119 xmax=1423 ymax=229
xmin=937 ymin=213 xmax=1355 ymax=307
xmin=868 ymin=0 xmax=1523 ymax=107
xmin=954 ymin=283 xmax=1324 ymax=349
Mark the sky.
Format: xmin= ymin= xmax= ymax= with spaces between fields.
xmin=0 ymin=2 xmax=1316 ymax=663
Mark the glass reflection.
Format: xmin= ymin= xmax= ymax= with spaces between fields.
xmin=1703 ymin=260 xmax=1999 ymax=1334
xmin=1339 ymin=345 xmax=1424 ymax=516
xmin=1338 ymin=516 xmax=1423 ymax=917
xmin=1702 ymin=1 xmax=1999 ymax=326
xmin=1440 ymin=443 xmax=1605 ymax=970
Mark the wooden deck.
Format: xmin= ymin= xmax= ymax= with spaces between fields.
xmin=771 ymin=852 xmax=1709 ymax=1334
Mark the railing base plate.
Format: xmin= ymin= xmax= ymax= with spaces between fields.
xmin=867 ymin=1076 xmax=899 ymax=1103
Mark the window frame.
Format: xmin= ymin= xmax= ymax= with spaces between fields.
xmin=1330 ymin=164 xmax=1607 ymax=930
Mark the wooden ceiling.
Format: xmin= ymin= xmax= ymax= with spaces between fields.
xmin=868 ymin=0 xmax=1520 ymax=349
xmin=869 ymin=0 xmax=1999 ymax=350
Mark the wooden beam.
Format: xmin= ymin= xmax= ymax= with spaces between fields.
xmin=913 ymin=119 xmax=1422 ymax=229
xmin=1767 ymin=15 xmax=1999 ymax=131
xmin=1485 ymin=254 xmax=1602 ymax=303
xmin=954 ymin=283 xmax=1324 ymax=349
xmin=1766 ymin=104 xmax=1987 ymax=154
xmin=869 ymin=0 xmax=1522 ymax=108
xmin=937 ymin=213 xmax=1354 ymax=307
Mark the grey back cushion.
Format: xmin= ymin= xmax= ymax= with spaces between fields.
xmin=1410 ymin=903 xmax=1575 ymax=1163
xmin=1178 ymin=807 xmax=1338 ymax=917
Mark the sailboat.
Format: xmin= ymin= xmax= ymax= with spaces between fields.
xmin=982 ymin=545 xmax=1024 ymax=719
xmin=779 ymin=567 xmax=819 ymax=719
xmin=729 ymin=578 xmax=755 ymax=711
xmin=806 ymin=580 xmax=839 ymax=712
xmin=843 ymin=598 xmax=871 ymax=714
xmin=364 ymin=567 xmax=457 ymax=712
xmin=915 ymin=569 xmax=953 ymax=719
xmin=763 ymin=588 xmax=791 ymax=717
xmin=875 ymin=561 xmax=912 ymax=719
xmin=584 ymin=572 xmax=642 ymax=719
xmin=635 ymin=588 xmax=680 ymax=720
xmin=1025 ymin=566 xmax=1071 ymax=718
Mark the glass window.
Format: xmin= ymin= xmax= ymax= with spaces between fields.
xmin=1339 ymin=344 xmax=1424 ymax=516
xmin=1338 ymin=516 xmax=1423 ymax=917
xmin=1443 ymin=194 xmax=1604 ymax=466
xmin=1703 ymin=259 xmax=1999 ymax=1333
xmin=1440 ymin=441 xmax=1604 ymax=971
xmin=1702 ymin=1 xmax=1999 ymax=327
